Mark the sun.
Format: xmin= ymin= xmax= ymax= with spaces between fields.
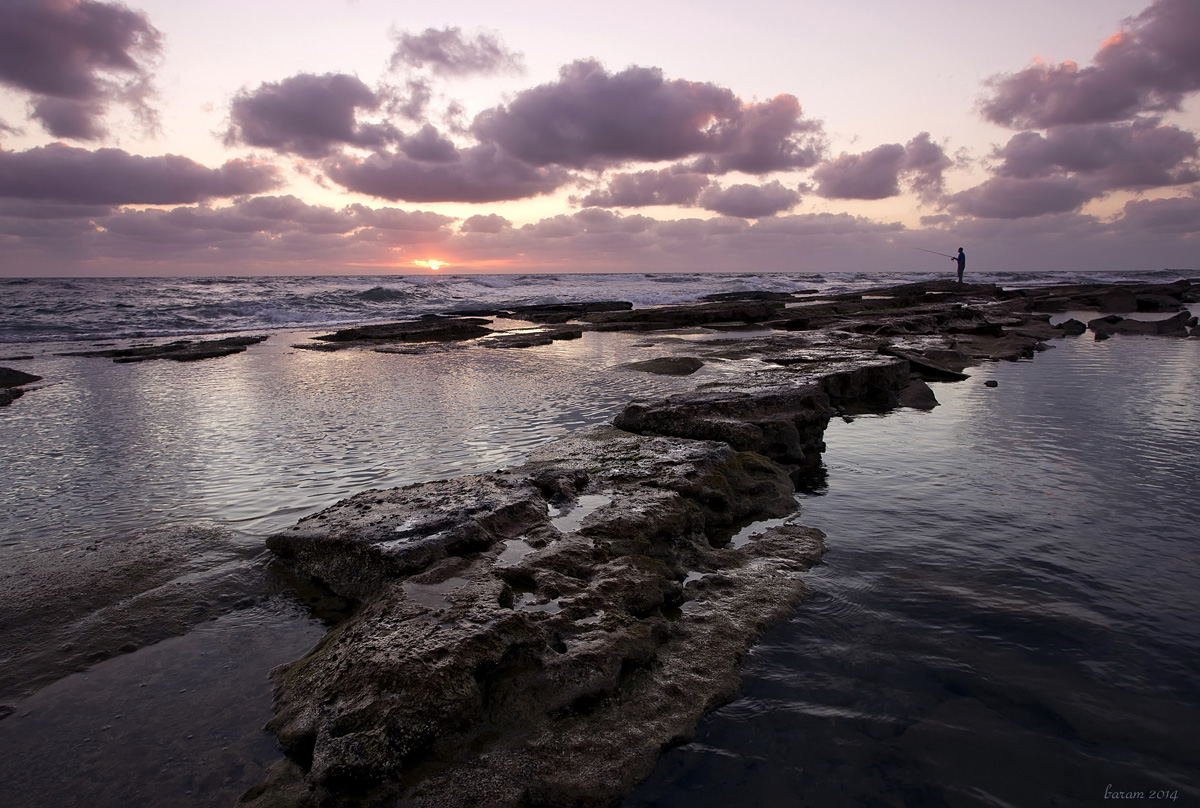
xmin=413 ymin=259 xmax=448 ymax=271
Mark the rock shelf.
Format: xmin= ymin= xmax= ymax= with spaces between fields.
xmin=246 ymin=278 xmax=1198 ymax=807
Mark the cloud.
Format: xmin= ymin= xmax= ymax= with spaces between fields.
xmin=944 ymin=176 xmax=1095 ymax=219
xmin=981 ymin=0 xmax=1200 ymax=129
xmin=226 ymin=73 xmax=401 ymax=158
xmin=324 ymin=142 xmax=571 ymax=203
xmin=697 ymin=180 xmax=800 ymax=218
xmin=460 ymin=213 xmax=511 ymax=233
xmin=993 ymin=120 xmax=1199 ymax=189
xmin=814 ymin=143 xmax=906 ymax=200
xmin=813 ymin=133 xmax=951 ymax=201
xmin=579 ymin=167 xmax=710 ymax=208
xmin=389 ymin=27 xmax=523 ymax=77
xmin=0 ymin=0 xmax=162 ymax=139
xmin=1113 ymin=193 xmax=1200 ymax=232
xmin=0 ymin=143 xmax=282 ymax=205
xmin=471 ymin=60 xmax=824 ymax=172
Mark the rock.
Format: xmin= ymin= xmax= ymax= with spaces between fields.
xmin=701 ymin=291 xmax=801 ymax=303
xmin=0 ymin=387 xmax=24 ymax=406
xmin=877 ymin=346 xmax=969 ymax=381
xmin=583 ymin=301 xmax=784 ymax=330
xmin=310 ymin=317 xmax=492 ymax=347
xmin=505 ymin=301 xmax=634 ymax=324
xmin=619 ymin=357 xmax=704 ymax=376
xmin=984 ymin=380 xmax=999 ymax=388
xmin=1056 ymin=318 xmax=1087 ymax=335
xmin=1089 ymin=312 xmax=1192 ymax=338
xmin=898 ymin=380 xmax=938 ymax=409
xmin=59 ymin=335 xmax=268 ymax=362
xmin=0 ymin=367 xmax=42 ymax=388
xmin=481 ymin=326 xmax=585 ymax=349
xmin=246 ymin=427 xmax=820 ymax=808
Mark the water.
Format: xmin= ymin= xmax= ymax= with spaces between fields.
xmin=1 ymin=269 xmax=1191 ymax=344
xmin=2 ymin=271 xmax=1198 ymax=806
xmin=627 ymin=334 xmax=1200 ymax=807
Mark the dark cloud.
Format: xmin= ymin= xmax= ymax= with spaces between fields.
xmin=698 ymin=180 xmax=800 ymax=218
xmin=814 ymin=133 xmax=951 ymax=201
xmin=579 ymin=167 xmax=709 ymax=208
xmin=1113 ymin=193 xmax=1200 ymax=232
xmin=460 ymin=213 xmax=511 ymax=233
xmin=325 ymin=143 xmax=570 ymax=203
xmin=0 ymin=0 xmax=162 ymax=139
xmin=399 ymin=124 xmax=458 ymax=162
xmin=994 ymin=120 xmax=1199 ymax=189
xmin=389 ymin=27 xmax=523 ymax=77
xmin=945 ymin=176 xmax=1095 ymax=219
xmin=0 ymin=143 xmax=282 ymax=205
xmin=813 ymin=143 xmax=906 ymax=200
xmin=981 ymin=0 xmax=1200 ymax=129
xmin=471 ymin=61 xmax=824 ymax=172
xmin=31 ymin=96 xmax=105 ymax=139
xmin=226 ymin=73 xmax=400 ymax=158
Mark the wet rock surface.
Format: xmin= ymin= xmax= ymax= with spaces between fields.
xmin=247 ymin=429 xmax=819 ymax=808
xmin=59 ymin=335 xmax=268 ymax=362
xmin=0 ymin=366 xmax=42 ymax=406
xmin=248 ymin=277 xmax=1198 ymax=807
xmin=301 ymin=317 xmax=494 ymax=350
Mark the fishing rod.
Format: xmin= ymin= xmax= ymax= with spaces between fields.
xmin=913 ymin=247 xmax=956 ymax=259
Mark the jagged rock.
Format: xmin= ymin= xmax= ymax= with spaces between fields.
xmin=245 ymin=427 xmax=818 ymax=808
xmin=898 ymin=380 xmax=938 ymax=409
xmin=1057 ymin=318 xmax=1088 ymax=335
xmin=58 ymin=335 xmax=268 ymax=362
xmin=619 ymin=357 xmax=704 ymax=375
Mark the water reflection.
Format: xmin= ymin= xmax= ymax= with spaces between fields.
xmin=628 ymin=335 xmax=1200 ymax=807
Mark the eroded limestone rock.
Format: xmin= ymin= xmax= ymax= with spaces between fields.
xmin=246 ymin=428 xmax=820 ymax=807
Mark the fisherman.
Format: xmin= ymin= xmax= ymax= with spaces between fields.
xmin=952 ymin=247 xmax=965 ymax=282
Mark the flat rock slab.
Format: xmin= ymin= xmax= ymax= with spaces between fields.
xmin=307 ymin=317 xmax=493 ymax=349
xmin=59 ymin=335 xmax=268 ymax=362
xmin=481 ymin=326 xmax=585 ymax=349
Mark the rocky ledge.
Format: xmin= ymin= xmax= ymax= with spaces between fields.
xmin=59 ymin=335 xmax=268 ymax=362
xmin=0 ymin=366 xmax=43 ymax=406
xmin=248 ymin=278 xmax=1198 ymax=807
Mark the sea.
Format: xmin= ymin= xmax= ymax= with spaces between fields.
xmin=0 ymin=269 xmax=1197 ymax=807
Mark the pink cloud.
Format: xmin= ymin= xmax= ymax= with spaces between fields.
xmin=324 ymin=143 xmax=571 ymax=203
xmin=813 ymin=133 xmax=950 ymax=202
xmin=697 ymin=180 xmax=800 ymax=218
xmin=945 ymin=176 xmax=1095 ymax=219
xmin=389 ymin=27 xmax=523 ymax=78
xmin=226 ymin=73 xmax=400 ymax=159
xmin=0 ymin=0 xmax=162 ymax=139
xmin=579 ymin=167 xmax=710 ymax=208
xmin=994 ymin=120 xmax=1199 ymax=189
xmin=471 ymin=61 xmax=824 ymax=172
xmin=0 ymin=143 xmax=282 ymax=205
xmin=1113 ymin=193 xmax=1200 ymax=232
xmin=981 ymin=0 xmax=1200 ymax=129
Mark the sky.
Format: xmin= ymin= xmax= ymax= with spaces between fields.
xmin=1 ymin=0 xmax=1198 ymax=277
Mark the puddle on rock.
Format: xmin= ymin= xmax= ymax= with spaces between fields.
xmin=496 ymin=538 xmax=536 ymax=567
xmin=402 ymin=577 xmax=468 ymax=609
xmin=549 ymin=493 xmax=612 ymax=534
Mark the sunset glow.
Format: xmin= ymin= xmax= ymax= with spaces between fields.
xmin=0 ymin=0 xmax=1196 ymax=277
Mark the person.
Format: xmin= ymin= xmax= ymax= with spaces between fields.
xmin=952 ymin=247 xmax=965 ymax=282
